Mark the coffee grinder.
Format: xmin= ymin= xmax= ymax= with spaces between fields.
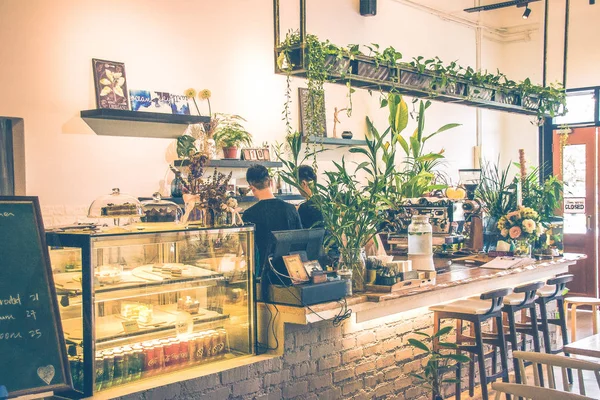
xmin=459 ymin=169 xmax=484 ymax=252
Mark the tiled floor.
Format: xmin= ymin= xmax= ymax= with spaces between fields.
xmin=468 ymin=310 xmax=600 ymax=400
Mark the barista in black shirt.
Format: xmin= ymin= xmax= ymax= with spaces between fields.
xmin=243 ymin=164 xmax=303 ymax=276
xmin=297 ymin=165 xmax=323 ymax=229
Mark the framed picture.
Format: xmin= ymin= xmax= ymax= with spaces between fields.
xmin=298 ymin=87 xmax=327 ymax=138
xmin=303 ymin=260 xmax=323 ymax=277
xmin=262 ymin=148 xmax=271 ymax=161
xmin=92 ymin=59 xmax=130 ymax=110
xmin=256 ymin=149 xmax=264 ymax=160
xmin=282 ymin=254 xmax=309 ymax=284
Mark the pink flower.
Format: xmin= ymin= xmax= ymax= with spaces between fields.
xmin=500 ymin=228 xmax=509 ymax=237
xmin=509 ymin=226 xmax=522 ymax=239
xmin=522 ymin=219 xmax=536 ymax=234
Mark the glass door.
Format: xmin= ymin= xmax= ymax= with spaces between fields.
xmin=553 ymin=127 xmax=598 ymax=297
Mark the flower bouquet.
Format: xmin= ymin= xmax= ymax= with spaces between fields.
xmin=497 ymin=206 xmax=543 ymax=257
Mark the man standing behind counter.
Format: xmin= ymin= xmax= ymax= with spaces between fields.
xmin=242 ymin=164 xmax=303 ymax=279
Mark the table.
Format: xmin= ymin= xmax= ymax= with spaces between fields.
xmin=565 ymin=333 xmax=600 ymax=358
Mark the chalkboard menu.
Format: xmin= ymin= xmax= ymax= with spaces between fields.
xmin=0 ymin=197 xmax=71 ymax=397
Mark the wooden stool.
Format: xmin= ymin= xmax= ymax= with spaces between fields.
xmin=564 ymin=296 xmax=600 ymax=341
xmin=430 ymin=288 xmax=510 ymax=400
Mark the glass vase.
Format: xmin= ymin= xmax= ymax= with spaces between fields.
xmin=339 ymin=248 xmax=367 ymax=293
xmin=483 ymin=216 xmax=501 ymax=252
xmin=182 ymin=203 xmax=208 ymax=226
xmin=512 ymin=238 xmax=532 ymax=258
xmin=214 ymin=210 xmax=233 ymax=227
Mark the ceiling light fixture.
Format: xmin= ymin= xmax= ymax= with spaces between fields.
xmin=522 ymin=5 xmax=531 ymax=18
xmin=590 ymin=0 xmax=595 ymax=5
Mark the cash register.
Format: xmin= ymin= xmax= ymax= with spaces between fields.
xmin=260 ymin=228 xmax=348 ymax=306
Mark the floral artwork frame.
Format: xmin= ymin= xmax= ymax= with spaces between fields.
xmin=92 ymin=58 xmax=130 ymax=110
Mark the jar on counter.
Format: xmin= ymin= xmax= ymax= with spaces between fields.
xmin=408 ymin=215 xmax=434 ymax=271
xmin=142 ymin=342 xmax=156 ymax=375
xmin=337 ymin=268 xmax=353 ymax=297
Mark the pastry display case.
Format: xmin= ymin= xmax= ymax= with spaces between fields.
xmin=46 ymin=225 xmax=255 ymax=397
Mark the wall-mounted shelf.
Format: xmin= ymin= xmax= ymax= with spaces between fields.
xmin=139 ymin=194 xmax=304 ymax=205
xmin=306 ymin=136 xmax=367 ymax=146
xmin=80 ymin=109 xmax=210 ymax=139
xmin=174 ymin=159 xmax=283 ymax=168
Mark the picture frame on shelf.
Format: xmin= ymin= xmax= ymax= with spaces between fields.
xmin=282 ymin=254 xmax=310 ymax=284
xmin=262 ymin=148 xmax=271 ymax=161
xmin=241 ymin=148 xmax=267 ymax=161
xmin=298 ymin=87 xmax=327 ymax=138
xmin=92 ymin=58 xmax=130 ymax=110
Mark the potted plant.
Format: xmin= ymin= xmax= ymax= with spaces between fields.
xmin=212 ymin=114 xmax=253 ymax=159
xmin=407 ymin=326 xmax=470 ymax=400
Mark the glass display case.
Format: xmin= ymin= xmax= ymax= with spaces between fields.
xmin=46 ymin=226 xmax=255 ymax=397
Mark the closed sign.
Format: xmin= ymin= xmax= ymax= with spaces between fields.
xmin=564 ymin=198 xmax=585 ymax=214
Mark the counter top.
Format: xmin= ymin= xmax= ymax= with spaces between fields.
xmin=258 ymin=254 xmax=585 ymax=329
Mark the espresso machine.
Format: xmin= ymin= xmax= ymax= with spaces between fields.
xmin=384 ymin=197 xmax=466 ymax=254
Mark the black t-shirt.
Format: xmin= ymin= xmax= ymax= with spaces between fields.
xmin=298 ymin=198 xmax=323 ymax=229
xmin=243 ymin=198 xmax=303 ymax=273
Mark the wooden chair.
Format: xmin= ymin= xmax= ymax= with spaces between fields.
xmin=492 ymin=382 xmax=594 ymax=400
xmin=513 ymin=350 xmax=600 ymax=397
xmin=564 ymin=296 xmax=600 ymax=341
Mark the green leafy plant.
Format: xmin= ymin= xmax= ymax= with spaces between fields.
xmin=274 ymin=131 xmax=327 ymax=193
xmin=396 ymin=99 xmax=460 ymax=198
xmin=476 ymin=160 xmax=516 ymax=221
xmin=212 ymin=114 xmax=253 ymax=149
xmin=517 ymin=166 xmax=563 ymax=224
xmin=407 ymin=327 xmax=470 ymax=400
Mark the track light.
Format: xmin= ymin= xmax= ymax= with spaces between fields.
xmin=522 ymin=5 xmax=531 ymax=18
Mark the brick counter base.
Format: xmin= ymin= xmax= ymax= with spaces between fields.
xmin=115 ymin=305 xmax=559 ymax=400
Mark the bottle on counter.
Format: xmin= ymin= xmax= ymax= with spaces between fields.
xmin=408 ymin=215 xmax=434 ymax=271
xmin=132 ymin=344 xmax=144 ymax=380
xmin=101 ymin=350 xmax=115 ymax=389
xmin=112 ymin=347 xmax=125 ymax=386
xmin=95 ymin=352 xmax=104 ymax=391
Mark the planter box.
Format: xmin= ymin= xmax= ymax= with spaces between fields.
xmin=399 ymin=69 xmax=435 ymax=91
xmin=522 ymin=94 xmax=541 ymax=109
xmin=354 ymin=57 xmax=391 ymax=81
xmin=494 ymin=90 xmax=520 ymax=105
xmin=324 ymin=54 xmax=351 ymax=76
xmin=467 ymin=85 xmax=495 ymax=101
xmin=438 ymin=81 xmax=466 ymax=96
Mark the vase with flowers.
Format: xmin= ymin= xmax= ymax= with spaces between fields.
xmin=497 ymin=206 xmax=543 ymax=257
xmin=181 ymin=88 xmax=218 ymax=159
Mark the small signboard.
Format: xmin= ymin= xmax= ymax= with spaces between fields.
xmin=564 ymin=197 xmax=586 ymax=214
xmin=0 ymin=197 xmax=72 ymax=397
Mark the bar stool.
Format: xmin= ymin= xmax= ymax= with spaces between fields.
xmin=535 ymin=274 xmax=573 ymax=384
xmin=500 ymin=281 xmax=544 ymax=385
xmin=535 ymin=275 xmax=573 ymax=354
xmin=564 ymin=296 xmax=600 ymax=341
xmin=430 ymin=288 xmax=511 ymax=400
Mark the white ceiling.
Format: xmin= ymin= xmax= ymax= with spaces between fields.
xmin=391 ymin=0 xmax=544 ymax=29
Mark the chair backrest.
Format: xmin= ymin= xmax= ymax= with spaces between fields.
xmin=513 ymin=281 xmax=545 ymax=306
xmin=513 ymin=350 xmax=600 ymax=397
xmin=545 ymin=274 xmax=574 ymax=298
xmin=480 ymin=287 xmax=512 ymax=314
xmin=492 ymin=382 xmax=594 ymax=400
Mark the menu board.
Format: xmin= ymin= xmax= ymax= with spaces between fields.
xmin=0 ymin=197 xmax=71 ymax=397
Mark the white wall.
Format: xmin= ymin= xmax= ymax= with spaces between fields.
xmin=4 ymin=0 xmax=596 ymax=226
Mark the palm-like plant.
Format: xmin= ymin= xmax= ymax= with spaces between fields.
xmin=408 ymin=326 xmax=470 ymax=400
xmin=476 ymin=160 xmax=516 ymax=221
xmin=396 ymin=99 xmax=460 ymax=198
